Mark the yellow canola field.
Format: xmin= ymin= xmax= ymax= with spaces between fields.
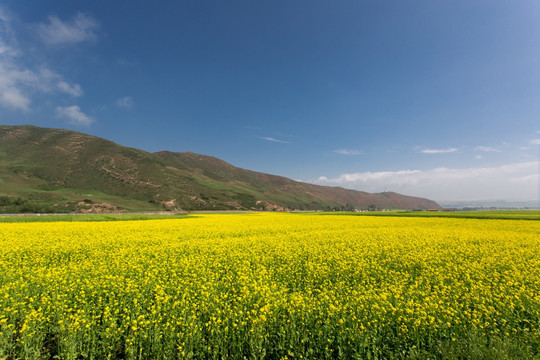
xmin=0 ymin=213 xmax=539 ymax=359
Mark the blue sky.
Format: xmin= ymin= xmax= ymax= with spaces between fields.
xmin=1 ymin=1 xmax=539 ymax=203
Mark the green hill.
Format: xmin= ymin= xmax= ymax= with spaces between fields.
xmin=0 ymin=125 xmax=441 ymax=213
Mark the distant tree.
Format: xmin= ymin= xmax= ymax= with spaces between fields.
xmin=368 ymin=204 xmax=376 ymax=211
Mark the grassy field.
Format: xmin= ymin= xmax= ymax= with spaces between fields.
xmin=0 ymin=213 xmax=187 ymax=223
xmin=1 ymin=213 xmax=539 ymax=359
xmin=1 ymin=209 xmax=539 ymax=223
xmin=330 ymin=209 xmax=540 ymax=221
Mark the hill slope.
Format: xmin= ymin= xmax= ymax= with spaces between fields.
xmin=0 ymin=125 xmax=440 ymax=212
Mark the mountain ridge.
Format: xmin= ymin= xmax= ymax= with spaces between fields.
xmin=0 ymin=125 xmax=441 ymax=213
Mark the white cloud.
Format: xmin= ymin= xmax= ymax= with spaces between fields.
xmin=0 ymin=9 xmax=29 ymax=110
xmin=116 ymin=96 xmax=133 ymax=108
xmin=312 ymin=162 xmax=540 ymax=202
xmin=0 ymin=7 xmax=85 ymax=112
xmin=420 ymin=147 xmax=458 ymax=154
xmin=56 ymin=105 xmax=93 ymax=126
xmin=38 ymin=12 xmax=98 ymax=45
xmin=57 ymin=81 xmax=82 ymax=96
xmin=0 ymin=7 xmax=18 ymax=57
xmin=530 ymin=139 xmax=540 ymax=145
xmin=0 ymin=87 xmax=29 ymax=111
xmin=334 ymin=149 xmax=362 ymax=155
xmin=260 ymin=137 xmax=291 ymax=144
xmin=475 ymin=146 xmax=501 ymax=152
xmin=0 ymin=60 xmax=82 ymax=111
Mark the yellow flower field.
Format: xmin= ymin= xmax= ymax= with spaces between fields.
xmin=1 ymin=213 xmax=539 ymax=359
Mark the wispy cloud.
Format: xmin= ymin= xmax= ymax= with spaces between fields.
xmin=116 ymin=96 xmax=133 ymax=108
xmin=420 ymin=147 xmax=458 ymax=154
xmin=57 ymin=80 xmax=82 ymax=97
xmin=0 ymin=7 xmax=84 ymax=112
xmin=313 ymin=162 xmax=540 ymax=201
xmin=334 ymin=149 xmax=362 ymax=155
xmin=0 ymin=9 xmax=30 ymax=111
xmin=316 ymin=169 xmax=422 ymax=184
xmin=56 ymin=105 xmax=93 ymax=126
xmin=0 ymin=7 xmax=17 ymax=56
xmin=260 ymin=137 xmax=291 ymax=144
xmin=0 ymin=7 xmax=83 ymax=112
xmin=37 ymin=12 xmax=98 ymax=46
xmin=475 ymin=146 xmax=501 ymax=152
xmin=530 ymin=139 xmax=540 ymax=145
xmin=0 ymin=85 xmax=29 ymax=111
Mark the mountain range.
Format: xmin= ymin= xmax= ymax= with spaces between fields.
xmin=0 ymin=125 xmax=440 ymax=213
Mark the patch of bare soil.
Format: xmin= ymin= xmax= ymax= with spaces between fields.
xmin=75 ymin=201 xmax=126 ymax=213
xmin=255 ymin=200 xmax=290 ymax=211
xmin=161 ymin=199 xmax=182 ymax=211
